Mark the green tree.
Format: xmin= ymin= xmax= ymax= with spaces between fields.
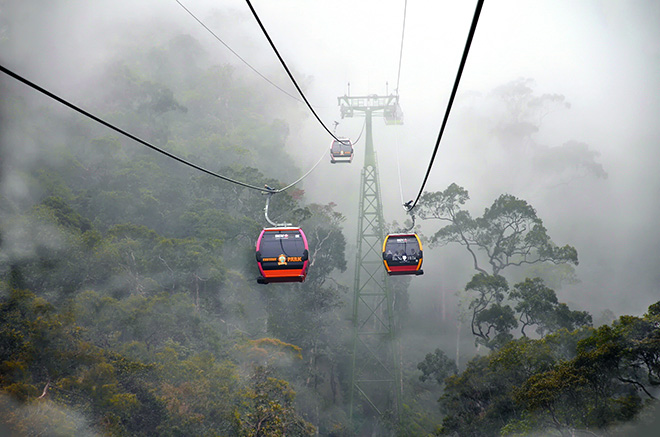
xmin=510 ymin=277 xmax=591 ymax=337
xmin=417 ymin=184 xmax=582 ymax=349
xmin=438 ymin=355 xmax=512 ymax=436
xmin=436 ymin=301 xmax=660 ymax=436
xmin=0 ymin=288 xmax=82 ymax=401
xmin=156 ymin=347 xmax=239 ymax=435
xmin=417 ymin=348 xmax=457 ymax=386
xmin=465 ymin=273 xmax=517 ymax=349
xmin=437 ymin=328 xmax=587 ymax=436
xmin=418 ymin=185 xmax=578 ymax=276
xmin=236 ymin=365 xmax=315 ymax=437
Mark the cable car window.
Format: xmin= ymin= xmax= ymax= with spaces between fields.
xmin=259 ymin=231 xmax=306 ymax=259
xmin=331 ymin=140 xmax=352 ymax=154
xmin=385 ymin=237 xmax=420 ymax=261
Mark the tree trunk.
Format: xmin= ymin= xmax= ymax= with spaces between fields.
xmin=456 ymin=321 xmax=461 ymax=369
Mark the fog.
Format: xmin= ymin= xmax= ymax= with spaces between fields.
xmin=1 ymin=0 xmax=659 ymax=431
xmin=3 ymin=0 xmax=659 ymax=321
xmin=202 ymin=1 xmax=660 ymax=319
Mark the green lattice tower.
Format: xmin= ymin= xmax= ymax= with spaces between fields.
xmin=338 ymin=94 xmax=402 ymax=427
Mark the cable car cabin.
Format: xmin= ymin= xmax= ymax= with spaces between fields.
xmin=382 ymin=233 xmax=423 ymax=276
xmin=256 ymin=227 xmax=309 ymax=284
xmin=384 ymin=103 xmax=404 ymax=125
xmin=330 ymin=138 xmax=354 ymax=164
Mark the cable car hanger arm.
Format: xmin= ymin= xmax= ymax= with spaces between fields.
xmin=263 ymin=187 xmax=292 ymax=227
xmin=399 ymin=200 xmax=416 ymax=233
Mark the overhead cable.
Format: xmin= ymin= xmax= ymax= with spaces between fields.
xmin=409 ymin=0 xmax=484 ymax=210
xmin=0 ymin=64 xmax=309 ymax=194
xmin=395 ymin=0 xmax=408 ymax=95
xmin=174 ymin=0 xmax=305 ymax=104
xmin=277 ymin=147 xmax=329 ymax=192
xmin=353 ymin=119 xmax=366 ymax=145
xmin=394 ymin=0 xmax=408 ymax=207
xmin=394 ymin=125 xmax=405 ymax=206
xmin=243 ymin=0 xmax=344 ymax=144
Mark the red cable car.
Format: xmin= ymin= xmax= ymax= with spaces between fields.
xmin=382 ymin=233 xmax=424 ymax=276
xmin=256 ymin=227 xmax=309 ymax=284
xmin=330 ymin=138 xmax=354 ymax=164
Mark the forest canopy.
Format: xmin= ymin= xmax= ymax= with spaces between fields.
xmin=1 ymin=5 xmax=659 ymax=436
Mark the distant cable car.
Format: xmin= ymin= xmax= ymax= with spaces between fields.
xmin=384 ymin=103 xmax=404 ymax=125
xmin=256 ymin=227 xmax=309 ymax=284
xmin=382 ymin=233 xmax=423 ymax=275
xmin=330 ymin=138 xmax=354 ymax=164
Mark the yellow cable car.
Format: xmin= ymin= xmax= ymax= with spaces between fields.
xmin=382 ymin=233 xmax=423 ymax=275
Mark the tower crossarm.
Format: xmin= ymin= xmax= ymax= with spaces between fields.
xmin=338 ymin=94 xmax=399 ymax=118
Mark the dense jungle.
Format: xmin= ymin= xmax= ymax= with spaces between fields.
xmin=2 ymin=1 xmax=660 ymax=436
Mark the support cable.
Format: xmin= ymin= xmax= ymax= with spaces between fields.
xmin=277 ymin=147 xmax=328 ymax=192
xmin=409 ymin=0 xmax=484 ymax=210
xmin=391 ymin=1 xmax=409 ymax=222
xmin=0 ymin=64 xmax=319 ymax=194
xmin=353 ymin=119 xmax=366 ymax=145
xmin=174 ymin=0 xmax=304 ymax=104
xmin=395 ymin=0 xmax=408 ymax=95
xmin=334 ymin=119 xmax=364 ymax=144
xmin=394 ymin=127 xmax=405 ymax=206
xmin=244 ymin=0 xmax=344 ymax=144
xmin=394 ymin=1 xmax=410 ymax=225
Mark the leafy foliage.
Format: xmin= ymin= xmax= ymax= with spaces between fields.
xmin=417 ymin=349 xmax=457 ymax=386
xmin=418 ymin=185 xmax=578 ymax=276
xmin=418 ymin=184 xmax=584 ymax=352
xmin=0 ymin=25 xmax=351 ymax=435
xmin=434 ymin=301 xmax=660 ymax=436
xmin=510 ymin=277 xmax=592 ymax=337
xmin=236 ymin=366 xmax=315 ymax=437
xmin=0 ymin=10 xmax=652 ymax=437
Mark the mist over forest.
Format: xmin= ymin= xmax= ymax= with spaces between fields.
xmin=1 ymin=1 xmax=660 ymax=436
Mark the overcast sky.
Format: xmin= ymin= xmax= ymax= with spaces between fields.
xmin=229 ymin=0 xmax=660 ymax=316
xmin=2 ymin=0 xmax=659 ymax=317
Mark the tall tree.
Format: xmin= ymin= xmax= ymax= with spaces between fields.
xmin=418 ymin=185 xmax=578 ymax=276
xmin=510 ymin=277 xmax=591 ymax=338
xmin=417 ymin=184 xmax=580 ymax=349
xmin=465 ymin=274 xmax=518 ymax=349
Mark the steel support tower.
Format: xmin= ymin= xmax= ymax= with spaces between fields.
xmin=339 ymin=93 xmax=402 ymax=429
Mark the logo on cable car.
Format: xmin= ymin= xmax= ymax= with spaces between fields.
xmin=278 ymin=254 xmax=287 ymax=265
